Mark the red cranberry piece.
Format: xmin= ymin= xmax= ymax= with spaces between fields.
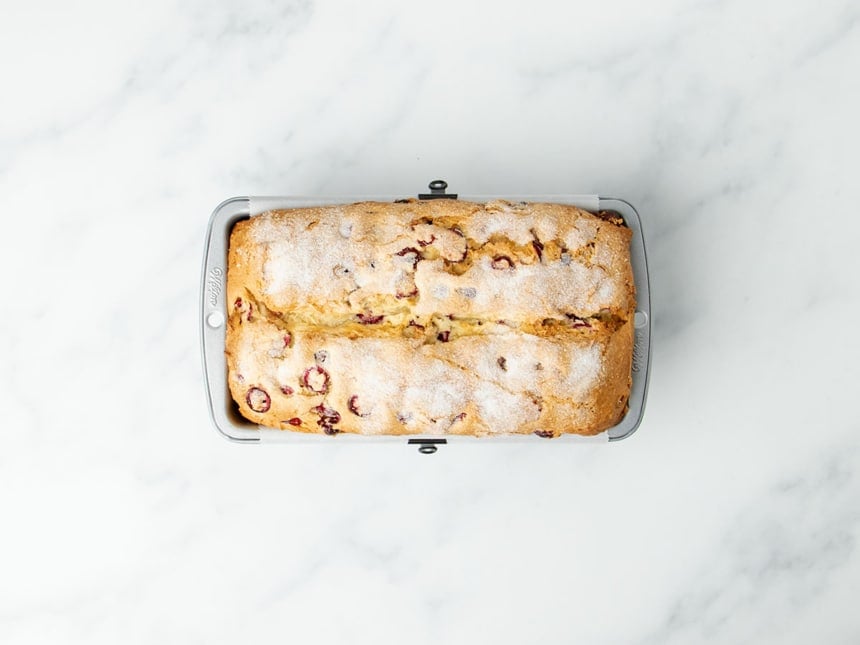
xmin=246 ymin=387 xmax=271 ymax=413
xmin=437 ymin=331 xmax=450 ymax=342
xmin=312 ymin=404 xmax=341 ymax=434
xmin=246 ymin=303 xmax=253 ymax=321
xmin=356 ymin=312 xmax=384 ymax=324
xmin=301 ymin=366 xmax=330 ymax=394
xmin=491 ymin=255 xmax=514 ymax=270
xmin=311 ymin=404 xmax=341 ymax=423
xmin=395 ymin=247 xmax=421 ymax=267
xmin=234 ymin=297 xmax=243 ymax=310
xmin=534 ymin=429 xmax=554 ymax=438
xmin=408 ymin=320 xmax=425 ymax=331
xmin=530 ymin=229 xmax=544 ymax=262
xmin=417 ymin=234 xmax=436 ymax=247
xmin=571 ymin=320 xmax=591 ymax=329
xmin=497 ymin=357 xmax=508 ymax=371
xmin=396 ymin=267 xmax=418 ymax=299
xmin=286 ymin=417 xmax=302 ymax=426
xmin=283 ymin=333 xmax=292 ymax=347
xmin=450 ymin=228 xmax=468 ymax=261
xmin=280 ymin=385 xmax=294 ymax=396
xmin=348 ymin=395 xmax=370 ymax=417
xmin=396 ymin=283 xmax=418 ymax=299
xmin=452 ymin=412 xmax=466 ymax=423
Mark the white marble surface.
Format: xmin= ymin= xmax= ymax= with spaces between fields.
xmin=2 ymin=0 xmax=859 ymax=642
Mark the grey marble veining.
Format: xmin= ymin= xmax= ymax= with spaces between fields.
xmin=1 ymin=0 xmax=859 ymax=643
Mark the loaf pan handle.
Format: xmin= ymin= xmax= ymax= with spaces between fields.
xmin=200 ymin=197 xmax=260 ymax=442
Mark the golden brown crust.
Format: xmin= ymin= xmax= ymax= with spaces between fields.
xmin=225 ymin=200 xmax=635 ymax=437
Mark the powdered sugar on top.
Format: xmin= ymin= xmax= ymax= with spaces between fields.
xmin=413 ymin=255 xmax=619 ymax=318
xmin=472 ymin=380 xmax=540 ymax=433
xmin=244 ymin=202 xmax=630 ymax=317
xmin=460 ymin=201 xmax=572 ymax=247
xmin=563 ymin=342 xmax=602 ymax=399
xmin=466 ymin=209 xmax=533 ymax=245
xmin=402 ymin=356 xmax=469 ymax=420
xmin=333 ymin=338 xmax=404 ymax=433
xmin=229 ymin=202 xmax=631 ymax=435
xmin=255 ymin=210 xmax=354 ymax=301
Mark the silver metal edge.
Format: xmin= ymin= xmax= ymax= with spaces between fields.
xmin=600 ymin=198 xmax=651 ymax=441
xmin=200 ymin=197 xmax=259 ymax=443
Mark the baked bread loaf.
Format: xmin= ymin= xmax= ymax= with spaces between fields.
xmin=225 ymin=199 xmax=635 ymax=437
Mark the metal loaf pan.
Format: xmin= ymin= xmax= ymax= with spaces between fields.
xmin=200 ymin=183 xmax=651 ymax=452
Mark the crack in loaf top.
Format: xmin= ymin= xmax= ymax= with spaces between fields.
xmin=229 ymin=199 xmax=635 ymax=327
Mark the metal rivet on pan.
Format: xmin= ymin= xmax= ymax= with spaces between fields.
xmin=207 ymin=312 xmax=225 ymax=328
xmin=418 ymin=444 xmax=437 ymax=455
xmin=634 ymin=311 xmax=648 ymax=329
